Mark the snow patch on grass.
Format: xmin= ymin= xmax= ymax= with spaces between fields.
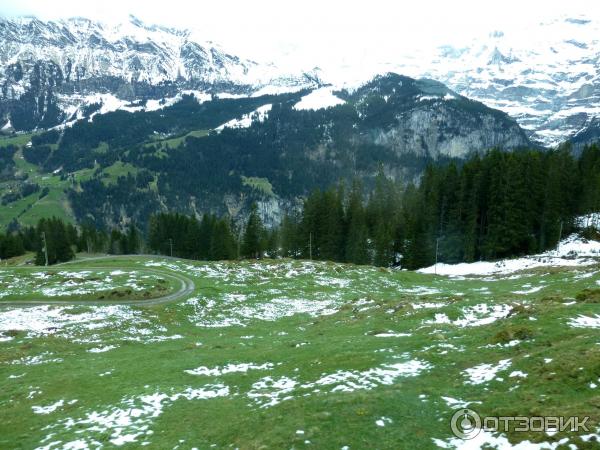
xmin=40 ymin=385 xmax=229 ymax=448
xmin=304 ymin=359 xmax=432 ymax=393
xmin=464 ymin=359 xmax=512 ymax=385
xmin=374 ymin=331 xmax=412 ymax=338
xmin=512 ymin=285 xmax=544 ymax=295
xmin=248 ymin=376 xmax=298 ymax=408
xmin=569 ymin=314 xmax=600 ymax=329
xmin=185 ymin=362 xmax=274 ymax=377
xmin=419 ymin=234 xmax=600 ymax=277
xmin=433 ymin=430 xmax=572 ymax=449
xmin=88 ymin=345 xmax=116 ymax=353
xmin=375 ymin=416 xmax=393 ymax=427
xmin=423 ymin=304 xmax=511 ymax=327
xmin=32 ymin=400 xmax=64 ymax=415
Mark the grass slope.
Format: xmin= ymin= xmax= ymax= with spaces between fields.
xmin=0 ymin=257 xmax=599 ymax=449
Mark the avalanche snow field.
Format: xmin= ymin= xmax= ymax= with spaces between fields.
xmin=1 ymin=256 xmax=600 ymax=449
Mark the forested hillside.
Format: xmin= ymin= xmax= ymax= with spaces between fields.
xmin=0 ymin=74 xmax=530 ymax=231
xmin=10 ymin=144 xmax=596 ymax=270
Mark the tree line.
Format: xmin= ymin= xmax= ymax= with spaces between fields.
xmin=0 ymin=218 xmax=142 ymax=265
xmin=2 ymin=145 xmax=599 ymax=268
xmin=144 ymin=145 xmax=600 ymax=269
xmin=279 ymin=145 xmax=596 ymax=269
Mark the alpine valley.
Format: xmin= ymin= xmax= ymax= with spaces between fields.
xmin=0 ymin=14 xmax=597 ymax=229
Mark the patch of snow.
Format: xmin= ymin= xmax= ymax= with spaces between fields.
xmin=374 ymin=331 xmax=411 ymax=338
xmin=576 ymin=213 xmax=600 ymax=231
xmin=185 ymin=362 xmax=273 ymax=377
xmin=419 ymin=234 xmax=600 ymax=277
xmin=423 ymin=304 xmax=511 ymax=328
xmin=440 ymin=397 xmax=481 ymax=408
xmin=88 ymin=345 xmax=116 ymax=354
xmin=247 ymin=376 xmax=298 ymax=408
xmin=509 ymin=371 xmax=528 ymax=378
xmin=433 ymin=430 xmax=572 ymax=449
xmin=569 ymin=314 xmax=600 ymax=329
xmin=304 ymin=359 xmax=432 ymax=393
xmin=293 ymin=87 xmax=345 ymax=111
xmin=375 ymin=417 xmax=393 ymax=427
xmin=512 ymin=286 xmax=544 ymax=295
xmin=464 ymin=359 xmax=512 ymax=385
xmin=32 ymin=400 xmax=64 ymax=415
xmin=216 ymin=104 xmax=272 ymax=131
xmin=40 ymin=385 xmax=229 ymax=448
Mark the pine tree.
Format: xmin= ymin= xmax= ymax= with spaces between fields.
xmin=242 ymin=203 xmax=264 ymax=259
xmin=345 ymin=180 xmax=369 ymax=264
xmin=35 ymin=217 xmax=75 ymax=265
xmin=280 ymin=213 xmax=301 ymax=258
xmin=210 ymin=218 xmax=237 ymax=260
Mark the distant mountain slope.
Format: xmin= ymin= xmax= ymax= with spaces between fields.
xmin=413 ymin=17 xmax=600 ymax=147
xmin=2 ymin=14 xmax=598 ymax=148
xmin=569 ymin=116 xmax=600 ymax=154
xmin=0 ymin=15 xmax=319 ymax=131
xmin=0 ymin=73 xmax=530 ymax=230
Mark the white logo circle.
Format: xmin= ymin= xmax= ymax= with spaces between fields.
xmin=450 ymin=408 xmax=482 ymax=440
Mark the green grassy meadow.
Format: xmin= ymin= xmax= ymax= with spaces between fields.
xmin=1 ymin=257 xmax=599 ymax=449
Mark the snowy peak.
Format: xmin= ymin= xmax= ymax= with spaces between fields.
xmin=0 ymin=15 xmax=320 ymax=130
xmin=417 ymin=16 xmax=600 ymax=146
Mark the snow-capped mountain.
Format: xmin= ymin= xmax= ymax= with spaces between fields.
xmin=351 ymin=16 xmax=600 ymax=147
xmin=1 ymin=14 xmax=599 ymax=148
xmin=0 ymin=15 xmax=320 ymax=130
xmin=430 ymin=17 xmax=600 ymax=147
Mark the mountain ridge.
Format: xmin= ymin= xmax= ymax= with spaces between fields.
xmin=0 ymin=15 xmax=321 ymax=130
xmin=0 ymin=72 xmax=531 ymax=230
xmin=1 ymin=14 xmax=599 ymax=148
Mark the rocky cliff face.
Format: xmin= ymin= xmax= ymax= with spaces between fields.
xmin=347 ymin=75 xmax=530 ymax=160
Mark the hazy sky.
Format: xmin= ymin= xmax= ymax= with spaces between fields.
xmin=0 ymin=0 xmax=596 ymax=67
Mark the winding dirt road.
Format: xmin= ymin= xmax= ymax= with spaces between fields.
xmin=0 ymin=255 xmax=196 ymax=307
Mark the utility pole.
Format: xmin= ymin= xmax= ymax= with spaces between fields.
xmin=168 ymin=238 xmax=173 ymax=258
xmin=557 ymin=220 xmax=563 ymax=253
xmin=309 ymin=232 xmax=312 ymax=261
xmin=434 ymin=236 xmax=441 ymax=275
xmin=41 ymin=232 xmax=49 ymax=266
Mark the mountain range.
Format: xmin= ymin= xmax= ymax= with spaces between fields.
xmin=0 ymin=15 xmax=319 ymax=131
xmin=0 ymin=14 xmax=597 ymax=230
xmin=1 ymin=14 xmax=599 ymax=147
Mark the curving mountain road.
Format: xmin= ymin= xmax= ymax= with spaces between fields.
xmin=0 ymin=255 xmax=196 ymax=307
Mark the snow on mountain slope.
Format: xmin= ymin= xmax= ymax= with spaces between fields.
xmin=216 ymin=104 xmax=272 ymax=131
xmin=0 ymin=15 xmax=320 ymax=130
xmin=354 ymin=16 xmax=600 ymax=147
xmin=0 ymin=15 xmax=317 ymax=88
xmin=306 ymin=16 xmax=600 ymax=147
xmin=293 ymin=87 xmax=345 ymax=111
xmin=1 ymin=13 xmax=599 ymax=147
xmin=429 ymin=17 xmax=600 ymax=147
